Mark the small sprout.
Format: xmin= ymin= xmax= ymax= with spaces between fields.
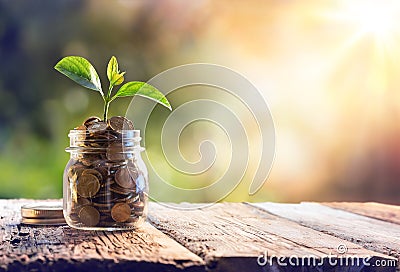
xmin=55 ymin=56 xmax=171 ymax=121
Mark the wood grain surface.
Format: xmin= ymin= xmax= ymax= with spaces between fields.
xmin=148 ymin=202 xmax=396 ymax=272
xmin=251 ymin=202 xmax=400 ymax=271
xmin=0 ymin=199 xmax=204 ymax=272
xmin=322 ymin=202 xmax=400 ymax=225
xmin=1 ymin=200 xmax=399 ymax=272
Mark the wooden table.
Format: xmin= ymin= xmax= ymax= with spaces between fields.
xmin=0 ymin=200 xmax=399 ymax=272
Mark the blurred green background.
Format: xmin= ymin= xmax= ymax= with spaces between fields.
xmin=1 ymin=0 xmax=400 ymax=203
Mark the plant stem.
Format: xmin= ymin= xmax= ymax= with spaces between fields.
xmin=103 ymin=83 xmax=113 ymax=121
xmin=103 ymin=100 xmax=110 ymax=121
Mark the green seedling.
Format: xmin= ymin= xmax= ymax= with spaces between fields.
xmin=55 ymin=56 xmax=171 ymax=121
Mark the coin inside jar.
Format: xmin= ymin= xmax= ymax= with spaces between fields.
xmin=77 ymin=174 xmax=100 ymax=197
xmin=79 ymin=205 xmax=100 ymax=226
xmin=111 ymin=203 xmax=131 ymax=222
xmin=83 ymin=116 xmax=102 ymax=127
xmin=65 ymin=115 xmax=147 ymax=230
xmin=115 ymin=167 xmax=137 ymax=189
xmin=87 ymin=121 xmax=108 ymax=134
xmin=106 ymin=142 xmax=125 ymax=161
xmin=82 ymin=169 xmax=103 ymax=182
xmin=74 ymin=125 xmax=87 ymax=141
xmin=108 ymin=116 xmax=134 ymax=131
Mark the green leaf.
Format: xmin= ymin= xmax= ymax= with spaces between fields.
xmin=111 ymin=72 xmax=125 ymax=86
xmin=55 ymin=56 xmax=103 ymax=96
xmin=107 ymin=56 xmax=119 ymax=82
xmin=113 ymin=81 xmax=172 ymax=110
xmin=107 ymin=56 xmax=125 ymax=87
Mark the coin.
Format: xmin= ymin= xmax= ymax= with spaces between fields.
xmin=77 ymin=174 xmax=100 ymax=197
xmin=68 ymin=164 xmax=85 ymax=180
xmin=111 ymin=203 xmax=131 ymax=222
xmin=93 ymin=189 xmax=112 ymax=198
xmin=114 ymin=193 xmax=139 ymax=203
xmin=132 ymin=201 xmax=144 ymax=215
xmin=95 ymin=167 xmax=108 ymax=180
xmin=100 ymin=215 xmax=113 ymax=222
xmin=79 ymin=154 xmax=101 ymax=166
xmin=74 ymin=125 xmax=87 ymax=141
xmin=72 ymin=197 xmax=91 ymax=212
xmin=106 ymin=142 xmax=125 ymax=161
xmin=92 ymin=194 xmax=112 ymax=204
xmin=100 ymin=179 xmax=115 ymax=188
xmin=77 ymin=197 xmax=91 ymax=206
xmin=87 ymin=121 xmax=108 ymax=134
xmin=94 ymin=131 xmax=118 ymax=141
xmin=126 ymin=216 xmax=139 ymax=224
xmin=83 ymin=116 xmax=102 ymax=127
xmin=92 ymin=202 xmax=114 ymax=213
xmin=74 ymin=124 xmax=87 ymax=131
xmin=68 ymin=115 xmax=146 ymax=228
xmin=79 ymin=206 xmax=100 ymax=226
xmin=109 ymin=184 xmax=134 ymax=195
xmin=108 ymin=116 xmax=134 ymax=131
xmin=82 ymin=169 xmax=103 ymax=182
xmin=21 ymin=202 xmax=64 ymax=219
xmin=115 ymin=167 xmax=137 ymax=189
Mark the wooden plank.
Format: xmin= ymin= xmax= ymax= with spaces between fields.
xmin=322 ymin=202 xmax=400 ymax=225
xmin=148 ymin=202 xmax=395 ymax=272
xmin=0 ymin=199 xmax=204 ymax=272
xmin=250 ymin=202 xmax=399 ymax=271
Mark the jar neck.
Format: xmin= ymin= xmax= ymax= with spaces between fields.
xmin=66 ymin=129 xmax=144 ymax=154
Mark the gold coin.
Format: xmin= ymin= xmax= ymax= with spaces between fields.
xmin=77 ymin=174 xmax=100 ymax=197
xmin=111 ymin=203 xmax=131 ymax=222
xmin=108 ymin=116 xmax=134 ymax=131
xmin=78 ymin=206 xmax=100 ymax=226
xmin=115 ymin=167 xmax=137 ymax=189
xmin=82 ymin=169 xmax=103 ymax=182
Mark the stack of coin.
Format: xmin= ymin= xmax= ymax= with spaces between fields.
xmin=65 ymin=116 xmax=147 ymax=228
xmin=21 ymin=202 xmax=66 ymax=225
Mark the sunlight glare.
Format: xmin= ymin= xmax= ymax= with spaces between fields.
xmin=353 ymin=3 xmax=395 ymax=37
xmin=338 ymin=0 xmax=400 ymax=39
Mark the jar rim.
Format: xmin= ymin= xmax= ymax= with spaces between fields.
xmin=68 ymin=129 xmax=140 ymax=137
xmin=66 ymin=129 xmax=144 ymax=153
xmin=65 ymin=146 xmax=144 ymax=153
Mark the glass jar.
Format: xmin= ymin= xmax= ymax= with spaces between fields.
xmin=63 ymin=129 xmax=148 ymax=230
